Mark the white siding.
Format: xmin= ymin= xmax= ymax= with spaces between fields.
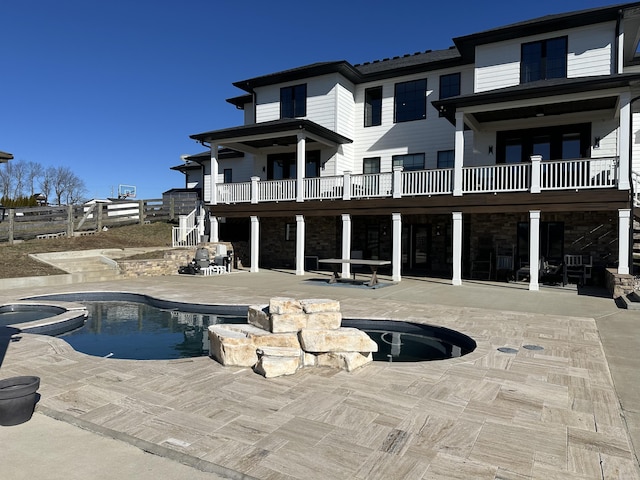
xmin=475 ymin=22 xmax=615 ymax=93
xmin=254 ymin=73 xmax=341 ymax=130
xmin=219 ymin=156 xmax=255 ymax=183
xmin=350 ymin=66 xmax=473 ymax=173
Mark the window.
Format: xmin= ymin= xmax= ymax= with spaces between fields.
xmin=363 ymin=157 xmax=381 ymax=174
xmin=364 ymin=87 xmax=382 ymax=127
xmin=521 ymin=37 xmax=567 ymax=83
xmin=280 ymin=84 xmax=307 ymax=118
xmin=496 ymin=124 xmax=590 ymax=163
xmin=437 ymin=150 xmax=454 ymax=169
xmin=392 ymin=153 xmax=425 ymax=171
xmin=267 ymin=151 xmax=320 ymax=179
xmin=223 ymin=169 xmax=232 ymax=183
xmin=439 ymin=73 xmax=460 ymax=99
xmin=394 ymin=79 xmax=427 ymax=123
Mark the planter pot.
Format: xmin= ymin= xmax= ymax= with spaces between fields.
xmin=0 ymin=376 xmax=40 ymax=426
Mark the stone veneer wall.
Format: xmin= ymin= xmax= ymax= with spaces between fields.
xmin=259 ymin=216 xmax=338 ymax=269
xmin=117 ymin=242 xmax=234 ymax=278
xmin=605 ymin=268 xmax=635 ymax=298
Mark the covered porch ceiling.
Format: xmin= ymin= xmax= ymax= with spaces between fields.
xmin=190 ymin=118 xmax=353 ymax=155
xmin=432 ymin=74 xmax=640 ymax=129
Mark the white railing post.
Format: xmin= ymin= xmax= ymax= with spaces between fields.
xmin=530 ymin=155 xmax=542 ymax=193
xmin=392 ymin=166 xmax=403 ymax=198
xmin=250 ymin=176 xmax=260 ymax=204
xmin=343 ymin=171 xmax=352 ymax=200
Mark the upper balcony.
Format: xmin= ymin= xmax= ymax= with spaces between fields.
xmin=211 ymin=156 xmax=619 ymax=206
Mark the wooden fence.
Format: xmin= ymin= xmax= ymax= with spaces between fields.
xmin=0 ymin=198 xmax=198 ymax=244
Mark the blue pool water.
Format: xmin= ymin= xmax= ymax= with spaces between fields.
xmin=27 ymin=293 xmax=476 ymax=362
xmin=60 ymin=301 xmax=245 ymax=360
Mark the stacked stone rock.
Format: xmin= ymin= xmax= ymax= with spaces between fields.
xmin=208 ymin=297 xmax=378 ymax=378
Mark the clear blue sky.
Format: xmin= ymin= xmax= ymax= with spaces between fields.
xmin=0 ymin=0 xmax=625 ymax=200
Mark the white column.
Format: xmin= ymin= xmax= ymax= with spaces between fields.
xmin=295 ymin=215 xmax=305 ymax=276
xmin=210 ymin=215 xmax=219 ymax=243
xmin=618 ymin=90 xmax=631 ymax=190
xmin=211 ymin=142 xmax=219 ymax=205
xmin=618 ymin=208 xmax=631 ymax=275
xmin=296 ymin=133 xmax=306 ymax=202
xmin=452 ymin=212 xmax=462 ymax=286
xmin=341 ymin=214 xmax=351 ymax=278
xmin=529 ymin=210 xmax=541 ymax=291
xmin=453 ymin=112 xmax=464 ymax=196
xmin=392 ymin=213 xmax=402 ymax=282
xmin=250 ymin=216 xmax=259 ymax=273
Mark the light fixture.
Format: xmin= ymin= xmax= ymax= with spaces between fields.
xmin=488 ymin=145 xmax=494 ymax=155
xmin=594 ymin=137 xmax=600 ymax=148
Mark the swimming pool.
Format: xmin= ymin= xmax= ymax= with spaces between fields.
xmin=27 ymin=292 xmax=476 ymax=362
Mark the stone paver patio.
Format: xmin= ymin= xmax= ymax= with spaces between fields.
xmin=0 ymin=270 xmax=638 ymax=479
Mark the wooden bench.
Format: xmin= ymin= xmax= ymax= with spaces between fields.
xmin=318 ymin=258 xmax=391 ymax=287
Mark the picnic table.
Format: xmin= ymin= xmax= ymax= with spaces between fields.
xmin=318 ymin=258 xmax=391 ymax=287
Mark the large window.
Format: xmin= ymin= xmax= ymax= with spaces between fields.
xmin=392 ymin=153 xmax=425 ymax=171
xmin=521 ymin=37 xmax=567 ymax=83
xmin=496 ymin=123 xmax=590 ymax=163
xmin=280 ymin=84 xmax=307 ymax=118
xmin=394 ymin=79 xmax=427 ymax=123
xmin=437 ymin=150 xmax=454 ymax=169
xmin=364 ymin=86 xmax=382 ymax=127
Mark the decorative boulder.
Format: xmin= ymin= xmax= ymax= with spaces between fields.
xmin=269 ymin=297 xmax=302 ymax=315
xmin=254 ymin=347 xmax=302 ymax=378
xmin=208 ymin=325 xmax=258 ymax=367
xmin=316 ymin=352 xmax=373 ymax=372
xmin=300 ymin=299 xmax=340 ymax=313
xmin=248 ymin=304 xmax=270 ymax=330
xmin=299 ymin=327 xmax=378 ymax=353
xmin=270 ymin=313 xmax=308 ymax=333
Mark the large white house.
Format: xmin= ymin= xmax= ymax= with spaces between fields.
xmin=175 ymin=2 xmax=640 ymax=291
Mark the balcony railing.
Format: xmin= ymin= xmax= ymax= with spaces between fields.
xmin=213 ymin=157 xmax=620 ymax=205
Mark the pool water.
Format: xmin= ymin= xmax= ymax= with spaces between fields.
xmin=60 ymin=301 xmax=245 ymax=360
xmin=0 ymin=305 xmax=66 ymax=327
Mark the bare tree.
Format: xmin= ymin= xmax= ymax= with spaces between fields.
xmin=10 ymin=161 xmax=27 ymax=199
xmin=39 ymin=166 xmax=56 ymax=205
xmin=0 ymin=161 xmax=12 ymax=199
xmin=25 ymin=161 xmax=42 ymax=196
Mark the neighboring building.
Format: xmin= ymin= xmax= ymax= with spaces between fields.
xmin=0 ymin=151 xmax=13 ymax=163
xmin=178 ymin=2 xmax=640 ymax=289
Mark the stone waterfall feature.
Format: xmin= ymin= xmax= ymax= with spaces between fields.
xmin=208 ymin=297 xmax=378 ymax=378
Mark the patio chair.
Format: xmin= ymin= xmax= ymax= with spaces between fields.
xmin=563 ymin=254 xmax=586 ymax=286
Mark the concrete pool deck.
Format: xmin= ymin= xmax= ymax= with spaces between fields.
xmin=0 ymin=269 xmax=638 ymax=479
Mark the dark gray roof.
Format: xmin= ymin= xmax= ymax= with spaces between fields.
xmin=353 ymin=47 xmax=464 ymax=78
xmin=0 ymin=150 xmax=13 ymax=161
xmin=454 ymin=2 xmax=640 ymax=59
xmin=191 ymin=118 xmax=352 ymax=149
